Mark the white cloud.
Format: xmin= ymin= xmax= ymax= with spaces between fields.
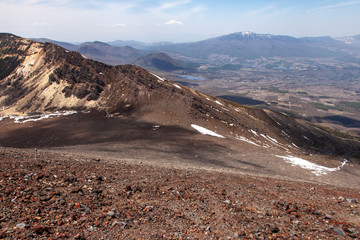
xmin=158 ymin=0 xmax=191 ymax=11
xmin=164 ymin=19 xmax=183 ymax=25
xmin=308 ymin=1 xmax=360 ymax=12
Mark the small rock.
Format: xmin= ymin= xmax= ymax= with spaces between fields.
xmin=74 ymin=233 xmax=86 ymax=240
xmin=334 ymin=228 xmax=346 ymax=237
xmin=270 ymin=225 xmax=280 ymax=233
xmin=0 ymin=231 xmax=7 ymax=238
xmin=143 ymin=206 xmax=153 ymax=212
xmin=121 ymin=221 xmax=129 ymax=229
xmin=80 ymin=204 xmax=90 ymax=212
xmin=346 ymin=228 xmax=357 ymax=234
xmin=346 ymin=198 xmax=358 ymax=203
xmin=16 ymin=223 xmax=26 ymax=229
xmin=290 ymin=230 xmax=296 ymax=236
xmin=112 ymin=221 xmax=121 ymax=227
xmin=106 ymin=210 xmax=116 ymax=217
xmin=33 ymin=225 xmax=50 ymax=235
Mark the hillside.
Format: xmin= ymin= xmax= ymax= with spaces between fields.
xmin=1 ymin=32 xmax=360 ymax=238
xmin=1 ymin=32 xmax=360 ymax=188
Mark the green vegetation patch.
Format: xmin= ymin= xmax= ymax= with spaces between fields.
xmin=268 ymin=87 xmax=289 ymax=94
xmin=339 ymin=101 xmax=360 ymax=111
xmin=310 ymin=102 xmax=335 ymax=111
xmin=316 ymin=124 xmax=360 ymax=142
xmin=297 ymin=91 xmax=308 ymax=95
xmin=218 ymin=95 xmax=267 ymax=106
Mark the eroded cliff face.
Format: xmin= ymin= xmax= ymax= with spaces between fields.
xmin=1 ymin=34 xmax=102 ymax=113
xmin=0 ymin=34 xmax=197 ymax=116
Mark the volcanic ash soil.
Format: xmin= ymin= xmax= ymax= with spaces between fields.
xmin=0 ymin=147 xmax=359 ymax=239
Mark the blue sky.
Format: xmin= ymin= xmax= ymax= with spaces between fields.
xmin=1 ymin=0 xmax=360 ymax=42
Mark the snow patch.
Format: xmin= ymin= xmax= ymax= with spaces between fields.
xmin=1 ymin=111 xmax=79 ymax=124
xmin=303 ymin=135 xmax=310 ymax=141
xmin=171 ymin=83 xmax=181 ymax=89
xmin=235 ymin=135 xmax=260 ymax=147
xmin=191 ymin=124 xmax=224 ymax=138
xmin=0 ymin=116 xmax=9 ymax=122
xmin=249 ymin=129 xmax=258 ymax=136
xmin=276 ymin=155 xmax=348 ymax=176
xmin=152 ymin=125 xmax=160 ymax=131
xmin=292 ymin=143 xmax=299 ymax=148
xmin=266 ymin=135 xmax=278 ymax=143
xmin=215 ymin=100 xmax=224 ymax=106
xmin=260 ymin=134 xmax=276 ymax=143
xmin=150 ymin=72 xmax=165 ymax=81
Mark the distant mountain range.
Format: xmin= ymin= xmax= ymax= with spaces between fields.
xmin=32 ymin=38 xmax=196 ymax=71
xmin=336 ymin=34 xmax=360 ymax=47
xmin=32 ymin=31 xmax=360 ymax=68
xmin=150 ymin=32 xmax=360 ymax=61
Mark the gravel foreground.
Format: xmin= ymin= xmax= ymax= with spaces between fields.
xmin=0 ymin=147 xmax=359 ymax=239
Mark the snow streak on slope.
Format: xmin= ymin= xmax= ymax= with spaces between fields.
xmin=0 ymin=111 xmax=78 ymax=123
xmin=191 ymin=124 xmax=224 ymax=138
xmin=276 ymin=155 xmax=348 ymax=176
xmin=150 ymin=72 xmax=165 ymax=81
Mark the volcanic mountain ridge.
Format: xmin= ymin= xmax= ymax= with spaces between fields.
xmin=1 ymin=33 xmax=360 ymax=188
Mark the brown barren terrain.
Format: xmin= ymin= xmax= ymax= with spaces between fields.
xmin=0 ymin=147 xmax=359 ymax=239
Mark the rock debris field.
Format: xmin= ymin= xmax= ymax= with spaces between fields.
xmin=0 ymin=147 xmax=359 ymax=239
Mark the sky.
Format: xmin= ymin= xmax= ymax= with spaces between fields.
xmin=1 ymin=0 xmax=360 ymax=43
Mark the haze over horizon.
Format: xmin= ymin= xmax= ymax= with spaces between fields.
xmin=1 ymin=0 xmax=360 ymax=43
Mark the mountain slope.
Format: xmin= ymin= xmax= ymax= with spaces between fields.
xmin=33 ymin=38 xmax=197 ymax=70
xmin=132 ymin=52 xmax=199 ymax=71
xmin=1 ymin=33 xmax=360 ymax=171
xmin=151 ymin=32 xmax=348 ymax=60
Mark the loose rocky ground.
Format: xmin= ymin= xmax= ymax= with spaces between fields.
xmin=0 ymin=147 xmax=359 ymax=239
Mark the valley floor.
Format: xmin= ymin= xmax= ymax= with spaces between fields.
xmin=0 ymin=147 xmax=359 ymax=239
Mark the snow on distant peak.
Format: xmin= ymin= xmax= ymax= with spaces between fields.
xmin=276 ymin=155 xmax=348 ymax=176
xmin=191 ymin=124 xmax=224 ymax=138
xmin=241 ymin=31 xmax=252 ymax=36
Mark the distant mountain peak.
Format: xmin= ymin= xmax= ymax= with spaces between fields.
xmin=218 ymin=32 xmax=293 ymax=41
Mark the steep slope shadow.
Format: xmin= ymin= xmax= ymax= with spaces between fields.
xmin=0 ymin=112 xmax=263 ymax=172
xmin=315 ymin=115 xmax=360 ymax=128
xmin=217 ymin=95 xmax=268 ymax=106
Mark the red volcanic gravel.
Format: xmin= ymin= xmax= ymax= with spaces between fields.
xmin=0 ymin=147 xmax=359 ymax=239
